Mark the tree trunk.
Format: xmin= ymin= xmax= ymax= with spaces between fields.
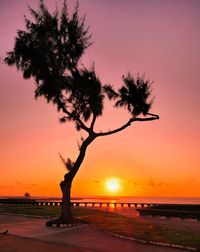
xmin=46 ymin=134 xmax=96 ymax=226
xmin=46 ymin=173 xmax=74 ymax=226
xmin=60 ymin=173 xmax=73 ymax=222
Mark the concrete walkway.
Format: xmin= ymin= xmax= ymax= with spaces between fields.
xmin=0 ymin=214 xmax=188 ymax=252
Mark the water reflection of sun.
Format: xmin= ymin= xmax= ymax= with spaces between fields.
xmin=109 ymin=199 xmax=117 ymax=210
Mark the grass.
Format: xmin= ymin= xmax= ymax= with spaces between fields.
xmin=0 ymin=205 xmax=200 ymax=249
xmin=0 ymin=205 xmax=59 ymax=217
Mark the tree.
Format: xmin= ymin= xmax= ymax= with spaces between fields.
xmin=24 ymin=192 xmax=31 ymax=198
xmin=5 ymin=0 xmax=159 ymax=226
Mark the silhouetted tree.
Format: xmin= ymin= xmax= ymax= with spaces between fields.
xmin=24 ymin=192 xmax=31 ymax=198
xmin=5 ymin=0 xmax=159 ymax=226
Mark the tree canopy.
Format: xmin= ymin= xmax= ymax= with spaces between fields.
xmin=5 ymin=0 xmax=157 ymax=136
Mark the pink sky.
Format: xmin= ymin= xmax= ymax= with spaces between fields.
xmin=0 ymin=0 xmax=199 ymax=197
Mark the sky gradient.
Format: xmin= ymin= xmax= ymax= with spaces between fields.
xmin=0 ymin=0 xmax=199 ymax=197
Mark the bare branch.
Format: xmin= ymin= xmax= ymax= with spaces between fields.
xmin=90 ymin=113 xmax=96 ymax=131
xmin=146 ymin=112 xmax=159 ymax=118
xmin=59 ymin=152 xmax=66 ymax=166
xmin=96 ymin=113 xmax=159 ymax=137
xmin=77 ymin=139 xmax=81 ymax=150
xmin=66 ymin=158 xmax=74 ymax=171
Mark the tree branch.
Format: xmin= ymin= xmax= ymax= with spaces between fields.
xmin=146 ymin=112 xmax=159 ymax=118
xmin=56 ymin=98 xmax=90 ymax=133
xmin=96 ymin=113 xmax=159 ymax=137
xmin=90 ymin=113 xmax=96 ymax=131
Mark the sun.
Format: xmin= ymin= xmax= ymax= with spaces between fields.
xmin=105 ymin=178 xmax=120 ymax=193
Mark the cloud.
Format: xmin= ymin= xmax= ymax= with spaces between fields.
xmin=30 ymin=183 xmax=37 ymax=187
xmin=128 ymin=180 xmax=139 ymax=186
xmin=149 ymin=179 xmax=156 ymax=187
xmin=148 ymin=179 xmax=169 ymax=187
xmin=94 ymin=180 xmax=100 ymax=184
xmin=188 ymin=177 xmax=195 ymax=183
xmin=0 ymin=185 xmax=15 ymax=188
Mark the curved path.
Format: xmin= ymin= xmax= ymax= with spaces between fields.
xmin=0 ymin=214 xmax=189 ymax=252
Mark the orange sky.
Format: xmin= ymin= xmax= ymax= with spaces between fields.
xmin=0 ymin=0 xmax=200 ymax=197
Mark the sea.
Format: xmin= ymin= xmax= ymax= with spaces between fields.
xmin=2 ymin=196 xmax=199 ymax=205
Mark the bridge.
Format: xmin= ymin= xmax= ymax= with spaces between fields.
xmin=0 ymin=199 xmax=155 ymax=208
xmin=1 ymin=199 xmax=200 ymax=219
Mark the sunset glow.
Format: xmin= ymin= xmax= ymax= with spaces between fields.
xmin=105 ymin=178 xmax=120 ymax=193
xmin=0 ymin=0 xmax=199 ymax=198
